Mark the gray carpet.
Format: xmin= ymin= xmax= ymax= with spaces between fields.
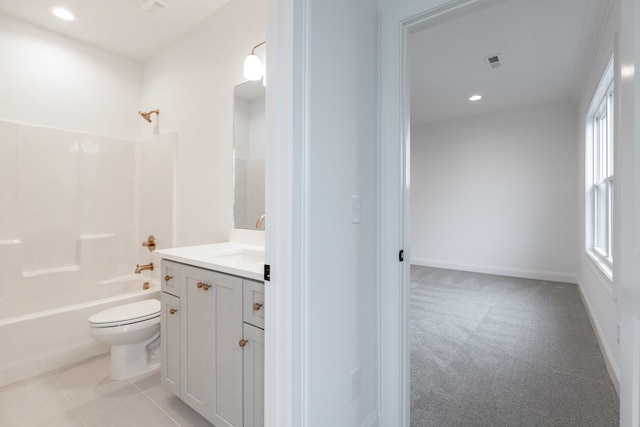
xmin=410 ymin=266 xmax=619 ymax=426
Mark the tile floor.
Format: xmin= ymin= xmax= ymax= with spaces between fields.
xmin=0 ymin=355 xmax=213 ymax=427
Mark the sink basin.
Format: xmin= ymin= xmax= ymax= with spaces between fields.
xmin=211 ymin=249 xmax=264 ymax=264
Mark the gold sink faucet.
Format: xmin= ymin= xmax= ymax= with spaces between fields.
xmin=255 ymin=214 xmax=266 ymax=229
xmin=135 ymin=262 xmax=154 ymax=274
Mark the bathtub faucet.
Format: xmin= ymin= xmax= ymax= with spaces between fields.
xmin=135 ymin=262 xmax=154 ymax=274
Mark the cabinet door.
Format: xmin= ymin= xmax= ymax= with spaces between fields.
xmin=243 ymin=323 xmax=265 ymax=427
xmin=181 ymin=265 xmax=243 ymax=427
xmin=160 ymin=292 xmax=180 ymax=396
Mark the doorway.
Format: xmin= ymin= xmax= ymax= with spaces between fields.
xmin=380 ymin=0 xmax=614 ymax=425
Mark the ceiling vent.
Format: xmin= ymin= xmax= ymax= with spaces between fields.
xmin=141 ymin=0 xmax=167 ymax=11
xmin=129 ymin=0 xmax=167 ymax=12
xmin=485 ymin=53 xmax=502 ymax=70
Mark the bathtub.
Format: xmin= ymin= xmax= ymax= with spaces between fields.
xmin=0 ymin=276 xmax=160 ymax=388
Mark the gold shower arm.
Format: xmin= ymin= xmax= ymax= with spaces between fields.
xmin=138 ymin=109 xmax=160 ymax=123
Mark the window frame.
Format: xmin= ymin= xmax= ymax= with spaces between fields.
xmin=586 ymin=58 xmax=614 ymax=280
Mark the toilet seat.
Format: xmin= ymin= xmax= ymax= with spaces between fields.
xmin=89 ymin=299 xmax=160 ymax=328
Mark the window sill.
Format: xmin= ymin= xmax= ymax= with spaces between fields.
xmin=586 ymin=250 xmax=613 ymax=292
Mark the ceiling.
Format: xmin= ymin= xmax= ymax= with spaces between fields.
xmin=0 ymin=0 xmax=610 ymax=121
xmin=0 ymin=0 xmax=231 ymax=60
xmin=409 ymin=0 xmax=611 ymax=125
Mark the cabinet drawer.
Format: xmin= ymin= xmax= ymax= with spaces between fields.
xmin=243 ymin=279 xmax=265 ymax=329
xmin=161 ymin=260 xmax=180 ymax=297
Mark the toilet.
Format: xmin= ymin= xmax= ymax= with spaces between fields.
xmin=88 ymin=298 xmax=161 ymax=380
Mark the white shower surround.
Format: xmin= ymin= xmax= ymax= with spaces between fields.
xmin=0 ymin=120 xmax=175 ymax=387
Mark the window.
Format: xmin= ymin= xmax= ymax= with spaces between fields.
xmin=586 ymin=59 xmax=614 ymax=279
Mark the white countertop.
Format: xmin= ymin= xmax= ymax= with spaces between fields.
xmin=154 ymin=242 xmax=265 ymax=281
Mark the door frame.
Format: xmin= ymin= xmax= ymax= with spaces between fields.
xmin=617 ymin=0 xmax=640 ymax=423
xmin=379 ymin=0 xmax=507 ymax=424
xmin=265 ymin=0 xmax=311 ymax=426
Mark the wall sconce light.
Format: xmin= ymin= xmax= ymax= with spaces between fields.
xmin=243 ymin=41 xmax=266 ymax=81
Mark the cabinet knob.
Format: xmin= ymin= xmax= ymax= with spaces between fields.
xmin=196 ymin=282 xmax=203 ymax=289
xmin=253 ymin=303 xmax=263 ymax=311
xmin=164 ymin=275 xmax=172 ymax=282
xmin=169 ymin=308 xmax=177 ymax=315
xmin=239 ymin=339 xmax=248 ymax=348
xmin=202 ymin=283 xmax=211 ymax=291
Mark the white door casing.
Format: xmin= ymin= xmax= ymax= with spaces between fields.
xmin=265 ymin=0 xmax=311 ymax=426
xmin=617 ymin=0 xmax=640 ymax=424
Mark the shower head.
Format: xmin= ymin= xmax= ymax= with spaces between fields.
xmin=138 ymin=109 xmax=159 ymax=123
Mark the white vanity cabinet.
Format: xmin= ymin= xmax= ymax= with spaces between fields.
xmin=160 ymin=260 xmax=264 ymax=427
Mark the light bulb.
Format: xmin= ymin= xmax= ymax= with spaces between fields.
xmin=51 ymin=7 xmax=75 ymax=21
xmin=243 ymin=54 xmax=263 ymax=81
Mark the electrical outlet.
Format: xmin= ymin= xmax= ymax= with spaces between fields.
xmin=351 ymin=368 xmax=361 ymax=401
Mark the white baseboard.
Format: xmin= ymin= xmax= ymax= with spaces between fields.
xmin=576 ymin=278 xmax=621 ymax=395
xmin=411 ymin=258 xmax=578 ymax=284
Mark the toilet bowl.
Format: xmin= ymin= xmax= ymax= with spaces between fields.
xmin=89 ymin=298 xmax=161 ymax=380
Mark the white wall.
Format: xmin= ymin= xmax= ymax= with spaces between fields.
xmin=305 ymin=0 xmax=379 ymax=424
xmin=411 ymin=105 xmax=579 ymax=282
xmin=141 ymin=0 xmax=266 ymax=246
xmin=0 ymin=13 xmax=142 ymax=140
xmin=576 ymin=0 xmax=620 ymax=390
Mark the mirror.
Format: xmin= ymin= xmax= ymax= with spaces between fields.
xmin=233 ymin=80 xmax=266 ymax=230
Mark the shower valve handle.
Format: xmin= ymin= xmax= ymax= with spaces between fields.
xmin=142 ymin=235 xmax=156 ymax=251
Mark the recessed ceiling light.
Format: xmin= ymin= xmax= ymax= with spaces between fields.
xmin=469 ymin=95 xmax=482 ymax=101
xmin=50 ymin=7 xmax=76 ymax=21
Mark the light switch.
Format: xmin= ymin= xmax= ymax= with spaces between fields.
xmin=351 ymin=195 xmax=361 ymax=224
